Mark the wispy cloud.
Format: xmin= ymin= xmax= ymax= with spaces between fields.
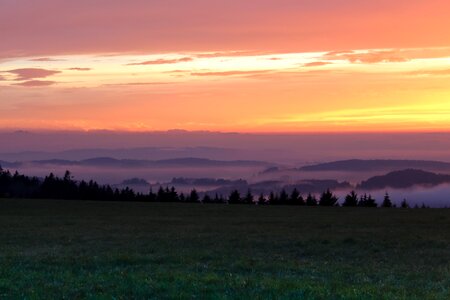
xmin=29 ymin=57 xmax=65 ymax=62
xmin=191 ymin=70 xmax=272 ymax=77
xmin=101 ymin=82 xmax=175 ymax=87
xmin=194 ymin=51 xmax=264 ymax=58
xmin=13 ymin=80 xmax=57 ymax=87
xmin=127 ymin=57 xmax=193 ymax=66
xmin=5 ymin=68 xmax=61 ymax=81
xmin=68 ymin=67 xmax=91 ymax=71
xmin=323 ymin=50 xmax=408 ymax=64
xmin=303 ymin=61 xmax=331 ymax=67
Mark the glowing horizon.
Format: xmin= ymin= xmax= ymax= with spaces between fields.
xmin=1 ymin=1 xmax=449 ymax=133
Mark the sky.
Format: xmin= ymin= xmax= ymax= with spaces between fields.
xmin=1 ymin=0 xmax=450 ymax=132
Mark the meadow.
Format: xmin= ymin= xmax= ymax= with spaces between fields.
xmin=0 ymin=199 xmax=449 ymax=299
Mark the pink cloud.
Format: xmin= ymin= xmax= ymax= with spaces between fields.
xmin=191 ymin=70 xmax=272 ymax=77
xmin=68 ymin=67 xmax=91 ymax=71
xmin=6 ymin=68 xmax=61 ymax=80
xmin=102 ymin=82 xmax=175 ymax=87
xmin=29 ymin=57 xmax=64 ymax=62
xmin=195 ymin=51 xmax=264 ymax=58
xmin=13 ymin=80 xmax=56 ymax=87
xmin=127 ymin=57 xmax=193 ymax=66
xmin=323 ymin=50 xmax=408 ymax=63
xmin=303 ymin=61 xmax=331 ymax=67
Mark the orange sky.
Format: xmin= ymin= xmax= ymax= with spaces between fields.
xmin=0 ymin=0 xmax=449 ymax=132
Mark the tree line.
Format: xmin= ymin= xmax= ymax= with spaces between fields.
xmin=0 ymin=167 xmax=420 ymax=208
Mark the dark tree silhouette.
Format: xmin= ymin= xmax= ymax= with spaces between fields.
xmin=0 ymin=167 xmax=413 ymax=208
xmin=401 ymin=199 xmax=410 ymax=208
xmin=258 ymin=193 xmax=266 ymax=205
xmin=243 ymin=189 xmax=254 ymax=205
xmin=213 ymin=193 xmax=225 ymax=204
xmin=358 ymin=194 xmax=377 ymax=207
xmin=268 ymin=191 xmax=278 ymax=205
xmin=382 ymin=192 xmax=393 ymax=208
xmin=319 ymin=189 xmax=339 ymax=206
xmin=179 ymin=192 xmax=186 ymax=202
xmin=306 ymin=193 xmax=317 ymax=206
xmin=202 ymin=194 xmax=212 ymax=203
xmin=279 ymin=189 xmax=289 ymax=205
xmin=188 ymin=189 xmax=200 ymax=203
xmin=288 ymin=188 xmax=304 ymax=205
xmin=228 ymin=190 xmax=241 ymax=204
xmin=343 ymin=191 xmax=358 ymax=207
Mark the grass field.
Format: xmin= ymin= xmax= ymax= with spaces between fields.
xmin=0 ymin=199 xmax=449 ymax=299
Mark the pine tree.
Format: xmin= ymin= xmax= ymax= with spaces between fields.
xmin=228 ymin=190 xmax=241 ymax=204
xmin=343 ymin=191 xmax=358 ymax=207
xmin=243 ymin=189 xmax=254 ymax=204
xmin=258 ymin=193 xmax=266 ymax=205
xmin=381 ymin=192 xmax=392 ymax=208
xmin=319 ymin=189 xmax=339 ymax=206
xmin=189 ymin=189 xmax=200 ymax=203
xmin=279 ymin=189 xmax=289 ymax=205
xmin=401 ymin=199 xmax=409 ymax=208
xmin=306 ymin=193 xmax=317 ymax=206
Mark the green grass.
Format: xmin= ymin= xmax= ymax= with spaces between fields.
xmin=0 ymin=199 xmax=449 ymax=299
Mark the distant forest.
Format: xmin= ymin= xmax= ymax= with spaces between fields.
xmin=0 ymin=167 xmax=420 ymax=208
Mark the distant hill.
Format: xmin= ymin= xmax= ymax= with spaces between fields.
xmin=0 ymin=157 xmax=272 ymax=169
xmin=0 ymin=160 xmax=21 ymax=168
xmin=170 ymin=177 xmax=247 ymax=186
xmin=300 ymin=159 xmax=450 ymax=172
xmin=0 ymin=147 xmax=256 ymax=162
xmin=358 ymin=169 xmax=450 ymax=190
xmin=121 ymin=178 xmax=150 ymax=186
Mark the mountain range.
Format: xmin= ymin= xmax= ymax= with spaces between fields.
xmin=0 ymin=157 xmax=272 ymax=169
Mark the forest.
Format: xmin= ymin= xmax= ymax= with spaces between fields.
xmin=0 ymin=167 xmax=414 ymax=208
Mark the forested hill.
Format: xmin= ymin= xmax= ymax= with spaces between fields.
xmin=300 ymin=159 xmax=450 ymax=172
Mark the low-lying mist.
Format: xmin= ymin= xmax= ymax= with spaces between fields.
xmin=6 ymin=163 xmax=450 ymax=207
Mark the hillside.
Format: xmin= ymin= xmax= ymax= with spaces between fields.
xmin=300 ymin=159 xmax=450 ymax=172
xmin=358 ymin=169 xmax=450 ymax=190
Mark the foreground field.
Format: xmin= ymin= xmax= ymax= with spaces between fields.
xmin=0 ymin=199 xmax=449 ymax=299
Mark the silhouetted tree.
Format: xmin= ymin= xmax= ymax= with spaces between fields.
xmin=268 ymin=191 xmax=278 ymax=205
xmin=148 ymin=188 xmax=157 ymax=201
xmin=214 ymin=193 xmax=225 ymax=204
xmin=228 ymin=190 xmax=241 ymax=204
xmin=319 ymin=189 xmax=339 ymax=206
xmin=243 ymin=189 xmax=254 ymax=205
xmin=188 ymin=189 xmax=200 ymax=203
xmin=156 ymin=186 xmax=166 ymax=202
xmin=289 ymin=188 xmax=304 ymax=205
xmin=343 ymin=191 xmax=358 ymax=207
xmin=358 ymin=193 xmax=377 ymax=207
xmin=306 ymin=193 xmax=317 ymax=206
xmin=381 ymin=192 xmax=393 ymax=208
xmin=168 ymin=186 xmax=179 ymax=202
xmin=179 ymin=192 xmax=186 ymax=202
xmin=279 ymin=189 xmax=289 ymax=205
xmin=401 ymin=199 xmax=409 ymax=208
xmin=0 ymin=167 xmax=436 ymax=210
xmin=202 ymin=194 xmax=212 ymax=203
xmin=258 ymin=193 xmax=266 ymax=205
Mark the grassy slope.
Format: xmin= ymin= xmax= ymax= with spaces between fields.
xmin=0 ymin=199 xmax=449 ymax=299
